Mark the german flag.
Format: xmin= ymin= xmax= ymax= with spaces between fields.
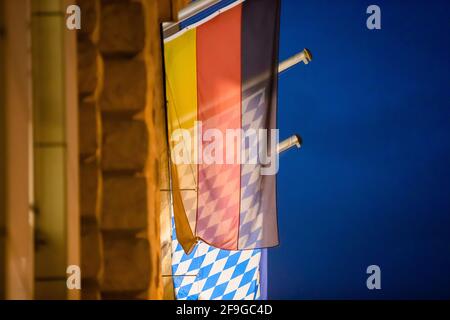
xmin=164 ymin=0 xmax=280 ymax=253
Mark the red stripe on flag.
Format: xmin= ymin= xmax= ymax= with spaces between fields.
xmin=196 ymin=4 xmax=242 ymax=250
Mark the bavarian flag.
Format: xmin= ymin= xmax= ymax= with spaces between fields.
xmin=164 ymin=0 xmax=280 ymax=253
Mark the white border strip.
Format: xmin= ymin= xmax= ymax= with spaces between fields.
xmin=164 ymin=0 xmax=245 ymax=43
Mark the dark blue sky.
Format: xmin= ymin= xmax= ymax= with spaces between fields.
xmin=270 ymin=0 xmax=450 ymax=299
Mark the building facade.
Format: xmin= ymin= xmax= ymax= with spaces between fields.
xmin=0 ymin=0 xmax=188 ymax=300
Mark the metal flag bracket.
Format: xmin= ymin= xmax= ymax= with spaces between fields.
xmin=277 ymin=134 xmax=302 ymax=154
xmin=278 ymin=48 xmax=313 ymax=73
xmin=277 ymin=48 xmax=312 ymax=154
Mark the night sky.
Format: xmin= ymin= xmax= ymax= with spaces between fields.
xmin=270 ymin=0 xmax=450 ymax=299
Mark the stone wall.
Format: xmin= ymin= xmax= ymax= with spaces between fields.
xmin=0 ymin=0 xmax=5 ymax=299
xmin=77 ymin=0 xmax=187 ymax=299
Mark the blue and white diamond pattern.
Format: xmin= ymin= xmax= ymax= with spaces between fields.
xmin=171 ymin=218 xmax=261 ymax=300
xmin=239 ymin=88 xmax=267 ymax=248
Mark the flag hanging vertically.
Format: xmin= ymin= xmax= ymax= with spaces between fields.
xmin=164 ymin=0 xmax=281 ymax=253
xmin=171 ymin=215 xmax=263 ymax=300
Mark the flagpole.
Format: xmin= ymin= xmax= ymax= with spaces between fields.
xmin=178 ymin=0 xmax=222 ymax=21
xmin=274 ymin=49 xmax=311 ymax=155
xmin=277 ymin=134 xmax=302 ymax=154
xmin=162 ymin=0 xmax=223 ymax=37
xmin=278 ymin=49 xmax=312 ymax=73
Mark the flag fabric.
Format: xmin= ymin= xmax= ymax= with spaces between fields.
xmin=171 ymin=216 xmax=263 ymax=300
xmin=162 ymin=187 xmax=264 ymax=300
xmin=164 ymin=0 xmax=280 ymax=253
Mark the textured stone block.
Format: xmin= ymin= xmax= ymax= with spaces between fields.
xmin=77 ymin=0 xmax=99 ymax=36
xmin=101 ymin=236 xmax=150 ymax=292
xmin=99 ymin=1 xmax=145 ymax=55
xmin=102 ymin=119 xmax=148 ymax=172
xmin=100 ymin=58 xmax=147 ymax=113
xmin=157 ymin=0 xmax=189 ymax=22
xmin=80 ymin=161 xmax=99 ymax=219
xmin=156 ymin=0 xmax=172 ymax=22
xmin=81 ymin=222 xmax=102 ymax=280
xmin=159 ymin=150 xmax=169 ymax=190
xmin=79 ymin=101 xmax=98 ymax=156
xmin=101 ymin=176 xmax=147 ymax=230
xmin=160 ymin=191 xmax=172 ymax=292
xmin=81 ymin=280 xmax=101 ymax=300
xmin=78 ymin=38 xmax=99 ymax=96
